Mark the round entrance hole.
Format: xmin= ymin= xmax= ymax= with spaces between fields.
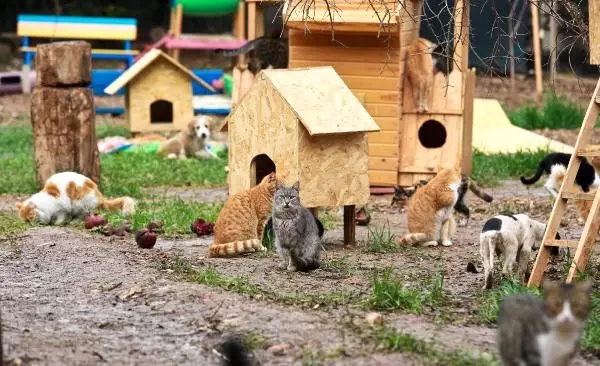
xmin=418 ymin=119 xmax=447 ymax=148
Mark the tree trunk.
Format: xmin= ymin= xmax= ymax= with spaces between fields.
xmin=35 ymin=41 xmax=91 ymax=87
xmin=31 ymin=87 xmax=100 ymax=187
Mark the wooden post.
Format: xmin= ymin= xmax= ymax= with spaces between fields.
xmin=453 ymin=0 xmax=469 ymax=72
xmin=530 ymin=0 xmax=543 ymax=99
xmin=233 ymin=1 xmax=246 ymax=66
xmin=462 ymin=68 xmax=476 ymax=175
xmin=172 ymin=4 xmax=184 ymax=61
xmin=589 ymin=0 xmax=600 ymax=65
xmin=343 ymin=205 xmax=356 ymax=245
xmin=549 ymin=0 xmax=557 ymax=85
xmin=31 ymin=41 xmax=100 ymax=188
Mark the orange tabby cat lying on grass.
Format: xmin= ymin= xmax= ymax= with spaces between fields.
xmin=208 ymin=172 xmax=278 ymax=257
xmin=15 ymin=171 xmax=136 ymax=225
xmin=398 ymin=161 xmax=462 ymax=247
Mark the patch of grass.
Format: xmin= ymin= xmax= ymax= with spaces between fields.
xmin=367 ymin=269 xmax=447 ymax=313
xmin=364 ymin=222 xmax=398 ymax=253
xmin=161 ymin=255 xmax=357 ymax=308
xmin=0 ymin=125 xmax=228 ymax=196
xmin=242 ymin=331 xmax=269 ymax=351
xmin=477 ymin=276 xmax=542 ymax=324
xmin=0 ymin=212 xmax=30 ymax=237
xmin=369 ymin=327 xmax=497 ymax=366
xmin=96 ymin=124 xmax=132 ymax=139
xmin=101 ymin=198 xmax=222 ymax=237
xmin=507 ymin=93 xmax=590 ymax=130
xmin=318 ymin=210 xmax=337 ymax=230
xmin=472 ymin=149 xmax=550 ymax=187
xmin=583 ymin=292 xmax=600 ymax=352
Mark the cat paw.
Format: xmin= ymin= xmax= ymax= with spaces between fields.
xmin=441 ymin=240 xmax=453 ymax=247
xmin=257 ymin=245 xmax=267 ymax=252
xmin=422 ymin=240 xmax=438 ymax=247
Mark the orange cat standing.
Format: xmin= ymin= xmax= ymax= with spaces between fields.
xmin=398 ymin=160 xmax=462 ymax=247
xmin=208 ymin=172 xmax=278 ymax=257
xmin=405 ymin=37 xmax=438 ymax=113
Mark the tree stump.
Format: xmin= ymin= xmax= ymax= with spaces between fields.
xmin=31 ymin=41 xmax=100 ymax=188
xmin=35 ymin=41 xmax=92 ymax=87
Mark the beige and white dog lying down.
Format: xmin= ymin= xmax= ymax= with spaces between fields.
xmin=158 ymin=115 xmax=216 ymax=159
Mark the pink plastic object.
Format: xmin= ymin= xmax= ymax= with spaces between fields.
xmin=0 ymin=71 xmax=36 ymax=95
xmin=165 ymin=38 xmax=247 ymax=50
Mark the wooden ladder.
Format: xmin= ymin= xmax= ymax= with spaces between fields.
xmin=528 ymin=77 xmax=600 ymax=287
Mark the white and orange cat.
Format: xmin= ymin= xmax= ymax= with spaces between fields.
xmin=15 ymin=171 xmax=136 ymax=225
xmin=397 ymin=161 xmax=462 ymax=247
xmin=405 ymin=37 xmax=439 ymax=113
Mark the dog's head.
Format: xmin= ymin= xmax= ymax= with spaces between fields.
xmin=188 ymin=115 xmax=213 ymax=140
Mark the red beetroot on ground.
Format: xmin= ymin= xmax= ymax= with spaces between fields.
xmin=84 ymin=214 xmax=106 ymax=229
xmin=135 ymin=228 xmax=157 ymax=249
xmin=190 ymin=218 xmax=214 ymax=236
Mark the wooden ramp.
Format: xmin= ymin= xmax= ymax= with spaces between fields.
xmin=528 ymin=77 xmax=600 ymax=286
xmin=472 ymin=98 xmax=573 ymax=154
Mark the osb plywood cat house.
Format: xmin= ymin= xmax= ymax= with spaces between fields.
xmin=285 ymin=0 xmax=475 ymax=186
xmin=104 ymin=49 xmax=213 ymax=133
xmin=222 ymin=66 xmax=380 ymax=244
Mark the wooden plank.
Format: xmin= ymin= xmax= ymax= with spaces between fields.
xmin=369 ymin=156 xmax=398 ymax=171
xmin=402 ymin=68 xmax=464 ymax=114
xmin=351 ymin=89 xmax=399 ymax=104
xmin=289 ymin=60 xmax=399 ymax=77
xmin=530 ymin=0 xmax=543 ymax=97
xmin=368 ymin=170 xmax=398 ymax=185
xmin=368 ymin=131 xmax=398 ymax=144
xmin=545 ymin=240 xmax=580 ymax=248
xmin=343 ymin=205 xmax=356 ymax=245
xmin=462 ymin=68 xmax=476 ymax=175
xmin=247 ymin=2 xmax=257 ymax=40
xmin=568 ymin=186 xmax=600 ymax=281
xmin=368 ymin=143 xmax=397 ymax=157
xmin=577 ymin=145 xmax=600 ymax=157
xmin=364 ymin=103 xmax=398 ymax=117
xmin=286 ymin=21 xmax=398 ymax=33
xmin=21 ymin=47 xmax=139 ymax=55
xmin=340 ymin=75 xmax=398 ymax=91
xmin=289 ymin=30 xmax=399 ymax=49
xmin=289 ymin=45 xmax=399 ymax=63
xmin=374 ymin=117 xmax=398 ymax=131
xmin=562 ymin=191 xmax=595 ymax=201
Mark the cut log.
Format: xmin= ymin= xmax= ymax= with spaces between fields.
xmin=35 ymin=41 xmax=92 ymax=87
xmin=31 ymin=87 xmax=100 ymax=187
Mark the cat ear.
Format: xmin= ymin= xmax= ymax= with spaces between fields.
xmin=292 ymin=181 xmax=300 ymax=191
xmin=576 ymin=280 xmax=593 ymax=294
xmin=542 ymin=280 xmax=560 ymax=293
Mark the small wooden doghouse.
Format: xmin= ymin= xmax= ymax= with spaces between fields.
xmin=104 ymin=49 xmax=212 ymax=133
xmin=222 ymin=66 xmax=380 ymax=244
xmin=285 ymin=0 xmax=475 ymax=186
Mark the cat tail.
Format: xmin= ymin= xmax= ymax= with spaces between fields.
xmin=208 ymin=239 xmax=265 ymax=258
xmin=520 ymin=160 xmax=546 ymax=185
xmin=397 ymin=233 xmax=428 ymax=246
xmin=99 ymin=196 xmax=137 ymax=216
xmin=469 ymin=180 xmax=493 ymax=203
xmin=214 ymin=37 xmax=263 ymax=56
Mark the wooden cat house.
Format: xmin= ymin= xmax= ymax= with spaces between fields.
xmin=221 ymin=66 xmax=380 ymax=244
xmin=104 ymin=49 xmax=213 ymax=134
xmin=284 ymin=0 xmax=475 ymax=186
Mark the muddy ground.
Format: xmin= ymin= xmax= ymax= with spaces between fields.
xmin=1 ymin=181 xmax=599 ymax=365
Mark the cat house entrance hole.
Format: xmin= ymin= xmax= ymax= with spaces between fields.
xmin=418 ymin=119 xmax=447 ymax=148
xmin=150 ymin=100 xmax=173 ymax=123
xmin=250 ymin=154 xmax=276 ymax=186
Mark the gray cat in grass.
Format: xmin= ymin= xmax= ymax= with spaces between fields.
xmin=271 ymin=181 xmax=321 ymax=272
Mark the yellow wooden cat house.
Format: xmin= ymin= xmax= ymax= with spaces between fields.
xmin=284 ymin=0 xmax=476 ymax=186
xmin=221 ymin=66 xmax=380 ymax=244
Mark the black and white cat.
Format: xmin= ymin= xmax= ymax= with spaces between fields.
xmin=520 ymin=152 xmax=600 ymax=197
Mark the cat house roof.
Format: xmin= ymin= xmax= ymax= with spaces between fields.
xmin=222 ymin=66 xmax=380 ymax=135
xmin=284 ymin=0 xmax=400 ymax=33
xmin=103 ymin=49 xmax=214 ymax=95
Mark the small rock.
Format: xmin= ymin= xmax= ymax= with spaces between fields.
xmin=365 ymin=312 xmax=384 ymax=327
xmin=267 ymin=343 xmax=292 ymax=356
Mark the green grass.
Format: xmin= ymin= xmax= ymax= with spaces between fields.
xmin=242 ymin=331 xmax=269 ymax=351
xmin=472 ymin=149 xmax=550 ymax=187
xmin=0 ymin=124 xmax=228 ymax=196
xmin=364 ymin=222 xmax=398 ymax=253
xmin=507 ymin=93 xmax=591 ymax=130
xmin=368 ymin=327 xmax=497 ymax=366
xmin=0 ymin=212 xmax=30 ymax=237
xmin=367 ymin=269 xmax=446 ymax=313
xmin=161 ymin=255 xmax=357 ymax=308
xmin=100 ymin=198 xmax=222 ymax=237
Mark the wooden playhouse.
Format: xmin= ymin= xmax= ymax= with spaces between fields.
xmin=284 ymin=0 xmax=475 ymax=186
xmin=222 ymin=66 xmax=380 ymax=244
xmin=104 ymin=49 xmax=213 ymax=133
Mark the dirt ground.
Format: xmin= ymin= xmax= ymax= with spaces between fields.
xmin=1 ymin=181 xmax=598 ymax=365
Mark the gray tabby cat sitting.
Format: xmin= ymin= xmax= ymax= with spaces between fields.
xmin=271 ymin=181 xmax=321 ymax=272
